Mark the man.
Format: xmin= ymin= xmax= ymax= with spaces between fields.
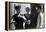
xmin=10 ymin=5 xmax=25 ymax=29
xmin=30 ymin=5 xmax=41 ymax=28
xmin=24 ymin=5 xmax=41 ymax=29
xmin=24 ymin=7 xmax=32 ymax=29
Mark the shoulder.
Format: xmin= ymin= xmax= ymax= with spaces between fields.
xmin=13 ymin=14 xmax=18 ymax=17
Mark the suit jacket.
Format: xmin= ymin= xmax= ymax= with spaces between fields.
xmin=25 ymin=7 xmax=39 ymax=29
xmin=13 ymin=14 xmax=24 ymax=29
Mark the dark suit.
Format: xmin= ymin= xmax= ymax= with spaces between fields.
xmin=13 ymin=14 xmax=24 ymax=29
xmin=25 ymin=6 xmax=39 ymax=29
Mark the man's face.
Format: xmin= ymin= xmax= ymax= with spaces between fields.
xmin=25 ymin=7 xmax=31 ymax=14
xmin=35 ymin=6 xmax=41 ymax=13
xmin=15 ymin=5 xmax=21 ymax=14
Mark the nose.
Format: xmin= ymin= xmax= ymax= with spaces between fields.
xmin=20 ymin=8 xmax=27 ymax=14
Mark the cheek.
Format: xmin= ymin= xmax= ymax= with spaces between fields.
xmin=20 ymin=7 xmax=27 ymax=14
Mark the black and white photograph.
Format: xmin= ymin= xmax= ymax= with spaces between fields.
xmin=5 ymin=2 xmax=45 ymax=30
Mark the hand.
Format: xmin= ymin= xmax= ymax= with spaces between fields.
xmin=26 ymin=20 xmax=31 ymax=24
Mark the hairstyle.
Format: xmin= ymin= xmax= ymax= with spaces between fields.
xmin=26 ymin=7 xmax=30 ymax=12
xmin=14 ymin=5 xmax=21 ymax=11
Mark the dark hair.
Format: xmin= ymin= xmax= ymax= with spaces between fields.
xmin=34 ymin=4 xmax=41 ymax=10
xmin=36 ymin=6 xmax=41 ymax=10
xmin=26 ymin=7 xmax=30 ymax=12
xmin=14 ymin=6 xmax=21 ymax=11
